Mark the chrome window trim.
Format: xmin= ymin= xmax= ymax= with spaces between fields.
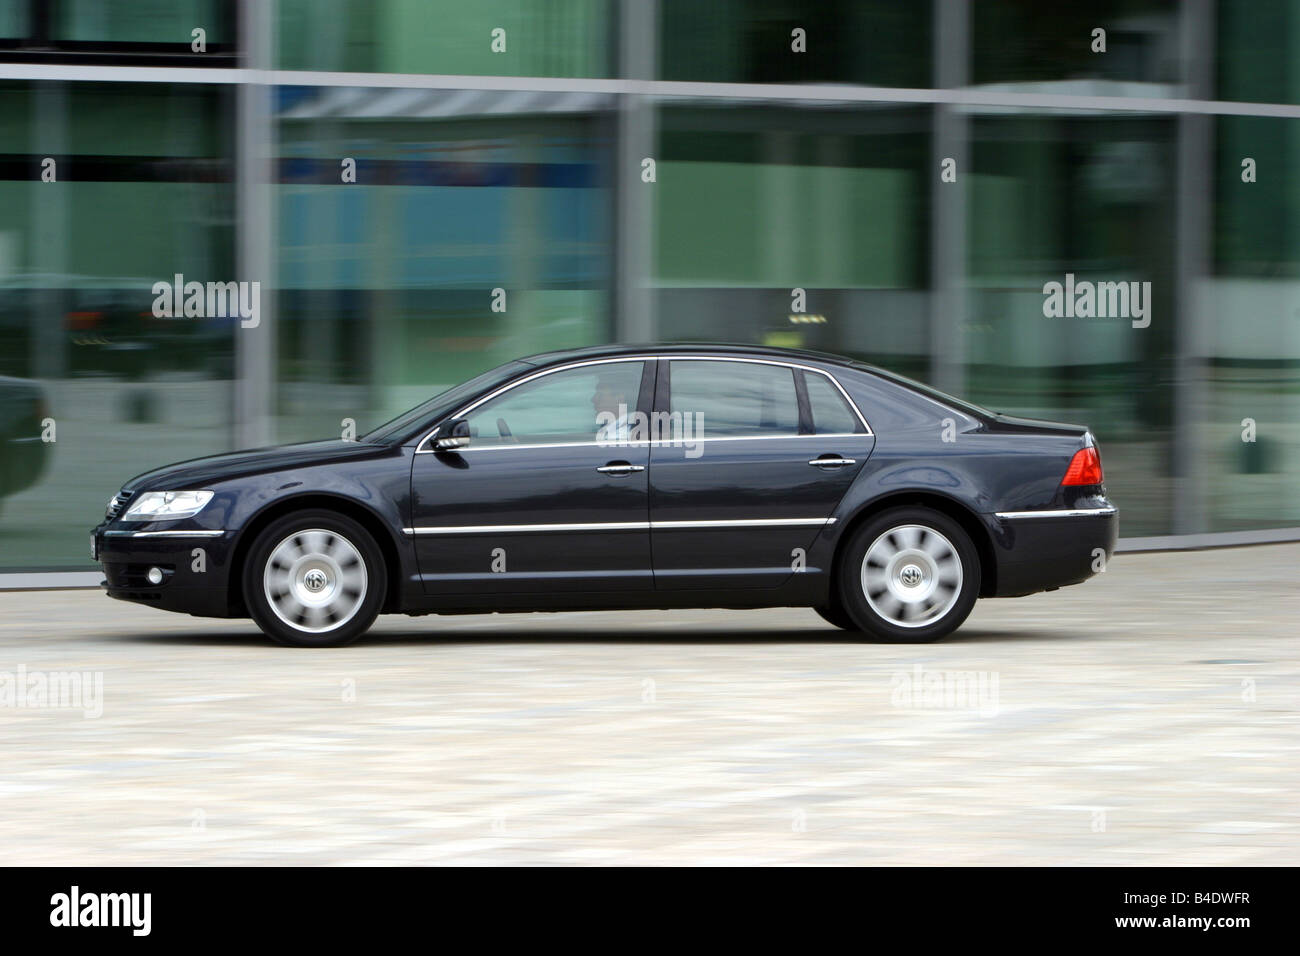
xmin=414 ymin=353 xmax=874 ymax=453
xmin=402 ymin=517 xmax=837 ymax=535
xmin=994 ymin=507 xmax=1118 ymax=519
xmin=435 ymin=432 xmax=868 ymax=454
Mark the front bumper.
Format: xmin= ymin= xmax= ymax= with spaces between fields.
xmin=982 ymin=504 xmax=1118 ymax=597
xmin=92 ymin=525 xmax=237 ymax=617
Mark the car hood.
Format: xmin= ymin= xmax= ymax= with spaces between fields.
xmin=123 ymin=440 xmax=389 ymax=492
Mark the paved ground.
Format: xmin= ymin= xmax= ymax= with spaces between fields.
xmin=0 ymin=544 xmax=1296 ymax=865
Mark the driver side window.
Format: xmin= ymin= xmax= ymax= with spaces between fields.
xmin=462 ymin=361 xmax=646 ymax=448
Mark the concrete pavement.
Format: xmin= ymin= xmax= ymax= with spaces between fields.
xmin=0 ymin=543 xmax=1296 ymax=865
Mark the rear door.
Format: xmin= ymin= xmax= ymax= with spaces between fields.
xmin=649 ymin=357 xmax=875 ymax=590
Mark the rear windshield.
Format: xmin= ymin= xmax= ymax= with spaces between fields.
xmin=852 ymin=362 xmax=994 ymax=419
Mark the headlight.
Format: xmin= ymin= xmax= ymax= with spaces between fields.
xmin=122 ymin=490 xmax=214 ymax=521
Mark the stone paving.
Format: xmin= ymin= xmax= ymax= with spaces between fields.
xmin=0 ymin=544 xmax=1296 ymax=865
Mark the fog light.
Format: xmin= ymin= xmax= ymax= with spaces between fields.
xmin=146 ymin=566 xmax=164 ymax=585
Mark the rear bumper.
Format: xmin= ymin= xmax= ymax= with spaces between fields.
xmin=983 ymin=505 xmax=1118 ymax=597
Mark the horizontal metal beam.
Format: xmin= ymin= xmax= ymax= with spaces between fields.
xmin=2 ymin=62 xmax=1300 ymax=117
xmin=1115 ymin=527 xmax=1300 ymax=553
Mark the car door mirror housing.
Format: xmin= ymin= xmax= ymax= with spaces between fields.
xmin=434 ymin=419 xmax=471 ymax=451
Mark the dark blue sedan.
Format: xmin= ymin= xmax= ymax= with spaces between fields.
xmin=92 ymin=344 xmax=1117 ymax=646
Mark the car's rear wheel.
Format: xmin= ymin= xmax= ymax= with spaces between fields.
xmin=838 ymin=507 xmax=980 ymax=643
xmin=243 ymin=510 xmax=386 ymax=647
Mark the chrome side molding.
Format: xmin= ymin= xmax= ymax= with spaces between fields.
xmin=994 ymin=507 xmax=1118 ymax=519
xmin=401 ymin=517 xmax=837 ymax=535
xmin=102 ymin=529 xmax=226 ymax=538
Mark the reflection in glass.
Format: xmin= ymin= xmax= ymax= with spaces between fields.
xmin=274 ymin=87 xmax=614 ymax=443
xmin=652 ymin=101 xmax=931 ymax=381
xmin=0 ymin=82 xmax=235 ymax=570
xmin=1207 ymin=115 xmax=1300 ymax=530
xmin=967 ymin=111 xmax=1176 ymax=535
xmin=277 ymin=0 xmax=612 ymax=77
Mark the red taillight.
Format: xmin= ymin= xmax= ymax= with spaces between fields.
xmin=1061 ymin=446 xmax=1103 ymax=486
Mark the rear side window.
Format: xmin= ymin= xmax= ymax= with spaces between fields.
xmin=669 ymin=360 xmax=800 ymax=437
xmin=806 ymin=373 xmax=862 ymax=434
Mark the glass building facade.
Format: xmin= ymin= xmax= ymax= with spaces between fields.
xmin=1 ymin=0 xmax=1298 ymax=572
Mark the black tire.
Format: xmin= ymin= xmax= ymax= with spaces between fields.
xmin=837 ymin=506 xmax=980 ymax=643
xmin=242 ymin=509 xmax=387 ymax=647
xmin=814 ymin=602 xmax=858 ymax=631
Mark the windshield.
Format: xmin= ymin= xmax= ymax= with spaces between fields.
xmin=360 ymin=361 xmax=531 ymax=444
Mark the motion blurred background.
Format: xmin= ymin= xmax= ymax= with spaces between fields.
xmin=0 ymin=0 xmax=1297 ymax=572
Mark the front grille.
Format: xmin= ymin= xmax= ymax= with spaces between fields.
xmin=106 ymin=490 xmax=134 ymax=520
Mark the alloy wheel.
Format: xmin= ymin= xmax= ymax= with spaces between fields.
xmin=262 ymin=528 xmax=368 ymax=633
xmin=860 ymin=523 xmax=963 ymax=628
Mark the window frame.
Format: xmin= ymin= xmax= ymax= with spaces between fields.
xmin=655 ymin=356 xmax=871 ymax=441
xmin=801 ymin=366 xmax=867 ymax=436
xmin=415 ymin=353 xmax=870 ymax=453
xmin=416 ymin=357 xmax=656 ymax=453
xmin=662 ymin=357 xmax=804 ymax=439
xmin=457 ymin=358 xmax=651 ymax=450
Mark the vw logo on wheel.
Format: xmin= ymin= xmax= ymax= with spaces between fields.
xmin=900 ymin=565 xmax=924 ymax=588
xmin=303 ymin=568 xmax=329 ymax=593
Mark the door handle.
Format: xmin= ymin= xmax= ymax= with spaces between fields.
xmin=808 ymin=456 xmax=856 ymax=468
xmin=597 ymin=461 xmax=646 ymax=475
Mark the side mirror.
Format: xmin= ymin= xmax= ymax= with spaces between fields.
xmin=434 ymin=419 xmax=471 ymax=451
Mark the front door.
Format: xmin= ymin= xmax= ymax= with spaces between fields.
xmin=409 ymin=359 xmax=655 ymax=594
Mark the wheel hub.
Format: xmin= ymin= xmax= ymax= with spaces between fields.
xmin=899 ymin=564 xmax=924 ymax=588
xmin=263 ymin=529 xmax=367 ymax=634
xmin=860 ymin=523 xmax=963 ymax=628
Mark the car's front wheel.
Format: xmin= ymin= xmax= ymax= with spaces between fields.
xmin=838 ymin=507 xmax=980 ymax=643
xmin=243 ymin=510 xmax=386 ymax=647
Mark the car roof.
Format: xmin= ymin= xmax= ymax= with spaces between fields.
xmin=516 ymin=342 xmax=861 ymax=370
xmin=513 ymin=343 xmax=997 ymax=421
